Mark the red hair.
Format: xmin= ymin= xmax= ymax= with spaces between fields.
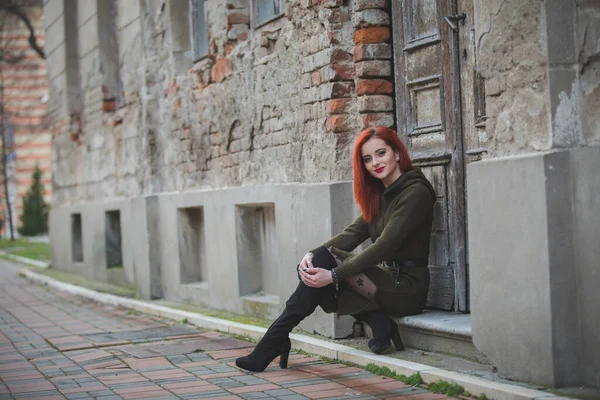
xmin=352 ymin=126 xmax=413 ymax=223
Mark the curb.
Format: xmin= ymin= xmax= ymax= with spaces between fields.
xmin=1 ymin=251 xmax=49 ymax=269
xmin=20 ymin=268 xmax=570 ymax=400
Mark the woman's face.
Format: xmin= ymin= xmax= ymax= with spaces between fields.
xmin=361 ymin=137 xmax=401 ymax=187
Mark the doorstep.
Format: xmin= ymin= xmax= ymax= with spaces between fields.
xmin=396 ymin=310 xmax=486 ymax=363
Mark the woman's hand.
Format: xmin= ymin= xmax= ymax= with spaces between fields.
xmin=299 ymin=252 xmax=314 ymax=270
xmin=299 ymin=266 xmax=334 ymax=288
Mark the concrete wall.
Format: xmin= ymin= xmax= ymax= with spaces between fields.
xmin=468 ymin=147 xmax=600 ymax=388
xmin=51 ymin=182 xmax=358 ymax=338
xmin=468 ymin=0 xmax=600 ymax=388
xmin=49 ymin=199 xmax=135 ymax=286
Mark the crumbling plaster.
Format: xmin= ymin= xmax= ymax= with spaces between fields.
xmin=50 ymin=0 xmax=363 ymax=208
xmin=474 ymin=0 xmax=600 ymax=158
xmin=474 ymin=0 xmax=551 ymax=156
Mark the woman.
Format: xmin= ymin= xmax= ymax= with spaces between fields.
xmin=236 ymin=126 xmax=436 ymax=372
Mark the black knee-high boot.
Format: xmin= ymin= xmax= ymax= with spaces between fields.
xmin=236 ymin=248 xmax=338 ymax=373
xmin=235 ymin=282 xmax=335 ymax=372
xmin=354 ymin=309 xmax=404 ymax=354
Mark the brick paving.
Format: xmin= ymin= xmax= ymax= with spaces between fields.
xmin=0 ymin=261 xmax=451 ymax=400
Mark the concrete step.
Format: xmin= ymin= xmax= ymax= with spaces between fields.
xmin=363 ymin=310 xmax=486 ymax=363
xmin=394 ymin=310 xmax=487 ymax=363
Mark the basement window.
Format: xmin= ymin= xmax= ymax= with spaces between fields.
xmin=71 ymin=213 xmax=83 ymax=262
xmin=252 ymin=0 xmax=284 ymax=28
xmin=190 ymin=0 xmax=209 ymax=61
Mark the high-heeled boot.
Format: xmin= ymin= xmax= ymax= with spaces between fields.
xmin=236 ymin=248 xmax=338 ymax=372
xmin=354 ymin=309 xmax=404 ymax=354
xmin=236 ymin=282 xmax=335 ymax=372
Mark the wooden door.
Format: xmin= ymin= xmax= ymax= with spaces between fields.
xmin=392 ymin=0 xmax=469 ymax=311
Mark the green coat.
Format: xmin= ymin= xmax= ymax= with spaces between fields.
xmin=313 ymin=168 xmax=437 ymax=317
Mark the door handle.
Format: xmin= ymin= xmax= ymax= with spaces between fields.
xmin=444 ymin=13 xmax=466 ymax=32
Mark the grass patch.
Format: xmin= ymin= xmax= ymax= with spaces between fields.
xmin=365 ymin=364 xmax=423 ymax=386
xmin=428 ymin=380 xmax=466 ymax=397
xmin=0 ymin=238 xmax=50 ymax=261
xmin=27 ymin=267 xmax=138 ymax=298
xmin=160 ymin=302 xmax=273 ymax=329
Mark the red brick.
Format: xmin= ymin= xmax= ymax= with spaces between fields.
xmin=211 ymin=58 xmax=233 ymax=82
xmin=326 ymin=98 xmax=352 ymax=114
xmin=331 ymin=81 xmax=355 ymax=98
xmin=361 ymin=112 xmax=394 ymax=128
xmin=326 ymin=115 xmax=351 ymax=133
xmin=227 ymin=13 xmax=249 ymax=26
xmin=330 ymin=49 xmax=354 ymax=63
xmin=328 ymin=63 xmax=355 ymax=81
xmin=103 ymin=99 xmax=115 ymax=112
xmin=311 ymin=71 xmax=321 ymax=86
xmin=293 ymin=382 xmax=345 ymax=394
xmin=356 ymin=78 xmax=393 ymax=95
xmin=354 ymin=27 xmax=391 ymax=44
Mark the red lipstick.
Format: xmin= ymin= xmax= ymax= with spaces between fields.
xmin=375 ymin=167 xmax=385 ymax=173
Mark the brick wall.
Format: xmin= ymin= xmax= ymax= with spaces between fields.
xmin=0 ymin=4 xmax=50 ymax=235
xmin=44 ymin=0 xmax=396 ymax=207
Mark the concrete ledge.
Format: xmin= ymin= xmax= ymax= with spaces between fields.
xmin=20 ymin=268 xmax=572 ymax=400
xmin=0 ymin=251 xmax=49 ymax=269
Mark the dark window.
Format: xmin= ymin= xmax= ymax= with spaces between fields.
xmin=190 ymin=0 xmax=209 ymax=61
xmin=253 ymin=0 xmax=284 ymax=27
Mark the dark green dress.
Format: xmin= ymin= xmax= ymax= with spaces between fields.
xmin=312 ymin=168 xmax=436 ymax=317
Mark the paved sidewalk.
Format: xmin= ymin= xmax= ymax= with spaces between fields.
xmin=0 ymin=262 xmax=448 ymax=400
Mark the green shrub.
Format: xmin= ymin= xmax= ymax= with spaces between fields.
xmin=18 ymin=165 xmax=48 ymax=236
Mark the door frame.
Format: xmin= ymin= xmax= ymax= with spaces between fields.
xmin=390 ymin=0 xmax=469 ymax=312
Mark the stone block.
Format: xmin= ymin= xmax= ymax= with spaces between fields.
xmin=354 ymin=0 xmax=387 ymax=11
xmin=353 ymin=27 xmax=390 ymax=44
xmin=353 ymin=9 xmax=390 ymax=29
xmin=358 ymin=95 xmax=393 ymax=112
xmin=361 ymin=112 xmax=394 ymax=128
xmin=356 ymin=79 xmax=393 ymax=95
xmin=356 ymin=60 xmax=391 ymax=77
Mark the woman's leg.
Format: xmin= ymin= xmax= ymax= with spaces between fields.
xmin=345 ymin=273 xmax=378 ymax=299
xmin=345 ymin=270 xmax=404 ymax=354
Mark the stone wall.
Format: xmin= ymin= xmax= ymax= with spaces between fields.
xmin=474 ymin=0 xmax=600 ymax=157
xmin=45 ymin=0 xmax=396 ymax=208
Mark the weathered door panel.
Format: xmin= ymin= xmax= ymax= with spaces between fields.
xmin=392 ymin=0 xmax=468 ymax=311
